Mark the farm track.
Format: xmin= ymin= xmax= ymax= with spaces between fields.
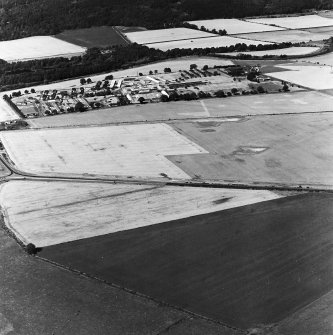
xmin=0 ymin=151 xmax=331 ymax=193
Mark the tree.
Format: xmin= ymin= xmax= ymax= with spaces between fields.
xmin=283 ymin=83 xmax=290 ymax=92
xmin=31 ymin=88 xmax=36 ymax=93
xmin=160 ymin=94 xmax=169 ymax=102
xmin=26 ymin=243 xmax=37 ymax=255
xmin=231 ymin=88 xmax=238 ymax=94
xmin=257 ymin=85 xmax=265 ymax=94
xmin=190 ymin=64 xmax=197 ymax=70
xmin=247 ymin=72 xmax=257 ymax=81
xmin=164 ymin=67 xmax=171 ymax=73
xmin=149 ymin=70 xmax=153 ymax=75
xmin=87 ymin=78 xmax=92 ymax=83
xmin=80 ymin=78 xmax=86 ymax=85
xmin=215 ymin=90 xmax=226 ymax=98
xmin=202 ymin=65 xmax=209 ymax=71
xmin=105 ymin=75 xmax=113 ymax=81
xmin=74 ymin=101 xmax=85 ymax=112
xmin=138 ymin=97 xmax=145 ymax=104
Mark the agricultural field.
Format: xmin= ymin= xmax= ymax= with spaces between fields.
xmin=0 ymin=36 xmax=86 ymax=62
xmin=0 ymin=180 xmax=281 ymax=247
xmin=235 ymin=29 xmax=332 ymax=43
xmin=0 ymin=124 xmax=207 ymax=179
xmin=148 ymin=36 xmax=271 ymax=51
xmin=116 ymin=26 xmax=148 ymax=33
xmin=304 ymin=26 xmax=333 ymax=34
xmin=168 ymin=113 xmax=333 ymax=188
xmin=222 ymin=46 xmax=320 ymax=57
xmin=301 ymin=52 xmax=333 ymax=66
xmin=267 ymin=65 xmax=333 ymax=90
xmin=246 ymin=14 xmax=333 ymax=29
xmin=0 ymin=98 xmax=20 ymax=122
xmin=0 ymin=225 xmax=196 ymax=335
xmin=40 ymin=193 xmax=333 ymax=329
xmin=271 ymin=289 xmax=333 ymax=335
xmin=124 ymin=28 xmax=217 ymax=45
xmin=188 ymin=18 xmax=285 ymax=35
xmin=27 ymin=91 xmax=333 ymax=129
xmin=55 ymin=26 xmax=129 ymax=48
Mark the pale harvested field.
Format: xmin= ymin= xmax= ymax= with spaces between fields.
xmin=125 ymin=28 xmax=217 ymax=45
xmin=168 ymin=113 xmax=333 ymax=187
xmin=187 ymin=19 xmax=285 ymax=35
xmin=222 ymin=46 xmax=320 ymax=57
xmin=0 ymin=98 xmax=20 ymax=122
xmin=28 ymin=91 xmax=333 ymax=128
xmin=0 ymin=57 xmax=234 ymax=96
xmin=235 ymin=30 xmax=331 ymax=43
xmin=272 ymin=289 xmax=333 ymax=335
xmin=0 ymin=180 xmax=281 ymax=247
xmin=301 ymin=52 xmax=333 ymax=66
xmin=246 ymin=15 xmax=333 ymax=29
xmin=267 ymin=65 xmax=333 ymax=90
xmin=0 ymin=124 xmax=207 ymax=179
xmin=148 ymin=36 xmax=271 ymax=51
xmin=0 ymin=36 xmax=86 ymax=62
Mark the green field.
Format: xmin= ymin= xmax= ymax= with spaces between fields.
xmin=41 ymin=193 xmax=333 ymax=329
xmin=55 ymin=26 xmax=129 ymax=48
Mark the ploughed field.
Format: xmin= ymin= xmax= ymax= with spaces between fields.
xmin=55 ymin=26 xmax=129 ymax=48
xmin=41 ymin=193 xmax=333 ymax=329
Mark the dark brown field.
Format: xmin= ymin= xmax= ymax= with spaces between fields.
xmin=41 ymin=193 xmax=333 ymax=330
xmin=55 ymin=26 xmax=129 ymax=48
